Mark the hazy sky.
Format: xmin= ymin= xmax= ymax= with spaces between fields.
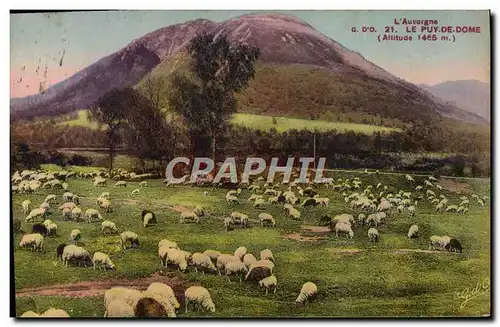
xmin=10 ymin=10 xmax=490 ymax=98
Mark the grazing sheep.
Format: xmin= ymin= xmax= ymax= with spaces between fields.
xmin=429 ymin=235 xmax=451 ymax=251
xmin=101 ymin=220 xmax=118 ymax=235
xmin=245 ymin=264 xmax=273 ymax=281
xmin=315 ymin=197 xmax=329 ymax=206
xmin=41 ymin=308 xmax=70 ymax=317
xmin=22 ymin=199 xmax=31 ymax=214
xmin=223 ymin=217 xmax=234 ymax=231
xmin=59 ymin=202 xmax=76 ymax=212
xmin=184 ymin=286 xmax=215 ymax=313
xmin=120 ymin=231 xmax=139 ymax=249
xmin=134 ymin=297 xmax=168 ymax=317
xmin=365 ymin=212 xmax=386 ymax=227
xmin=234 ymin=246 xmax=248 ymax=261
xmin=332 ymin=214 xmax=355 ymax=226
xmin=216 ymin=254 xmax=240 ymax=275
xmin=142 ymin=212 xmax=157 ymax=228
xmin=407 ymin=205 xmax=416 ymax=216
xmin=180 ymin=211 xmax=199 ymax=224
xmin=39 ymin=202 xmax=50 ymax=211
xmin=194 ymin=205 xmax=205 ymax=217
xmin=335 ymin=222 xmax=354 ymax=239
xmin=445 ymin=238 xmax=463 ymax=253
xmin=243 ymin=253 xmax=257 ymax=268
xmin=56 ymin=243 xmax=66 ymax=261
xmin=139 ymin=181 xmax=148 ymax=188
xmin=260 ymin=249 xmax=275 ymax=262
xmin=289 ymin=207 xmax=301 ymax=220
xmin=32 ymin=223 xmax=48 ymax=236
xmin=99 ymin=192 xmax=110 ymax=199
xmin=104 ymin=287 xmax=142 ymax=313
xmin=295 ymin=282 xmax=318 ymax=304
xmin=226 ymin=194 xmax=240 ymax=204
xmin=131 ymin=188 xmax=140 ymax=196
xmin=252 ymin=260 xmax=275 ymax=274
xmin=301 ymin=198 xmax=317 ymax=207
xmin=203 ymin=250 xmax=221 ymax=262
xmin=19 ymin=233 xmax=44 ymax=252
xmin=25 ymin=208 xmax=46 ymax=222
xmin=253 ymin=197 xmax=265 ymax=208
xmin=408 ymin=225 xmax=419 ymax=239
xmin=146 ymin=282 xmax=180 ymax=311
xmin=357 ymin=213 xmax=366 ymax=225
xmin=445 ymin=205 xmax=458 ymax=212
xmin=259 ymin=275 xmax=278 ymax=295
xmin=104 ymin=299 xmax=134 ymax=317
xmin=92 ymin=252 xmax=116 ymax=270
xmin=230 ymin=212 xmax=249 ymax=227
xmin=224 ymin=260 xmax=248 ymax=282
xmin=114 ymin=181 xmax=127 ymax=187
xmin=367 ymin=228 xmax=379 ymax=242
xmin=98 ymin=199 xmax=113 ymax=213
xmin=62 ymin=192 xmax=74 ymax=202
xmin=191 ymin=252 xmax=217 ymax=274
xmin=259 ymin=213 xmax=276 ymax=227
xmin=85 ymin=209 xmax=103 ymax=223
xmin=166 ymin=249 xmax=188 ymax=272
xmin=70 ymin=229 xmax=82 ymax=245
xmin=62 ymin=245 xmax=92 ymax=267
xmin=44 ymin=194 xmax=57 ymax=204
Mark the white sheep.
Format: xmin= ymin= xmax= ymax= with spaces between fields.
xmin=259 ymin=275 xmax=278 ymax=295
xmin=166 ymin=249 xmax=188 ymax=272
xmin=289 ymin=207 xmax=301 ymax=220
xmin=252 ymin=259 xmax=275 ymax=273
xmin=99 ymin=192 xmax=110 ymax=200
xmin=408 ymin=224 xmax=419 ymax=238
xmin=104 ymin=287 xmax=142 ymax=312
xmin=194 ymin=205 xmax=205 ymax=217
xmin=259 ymin=213 xmax=276 ymax=227
xmin=92 ymin=252 xmax=116 ymax=270
xmin=216 ymin=254 xmax=240 ymax=275
xmin=260 ymin=249 xmax=275 ymax=262
xmin=62 ymin=207 xmax=72 ymax=221
xmin=234 ymin=246 xmax=248 ymax=261
xmin=44 ymin=194 xmax=57 ymax=204
xmin=357 ymin=213 xmax=366 ymax=225
xmin=407 ymin=205 xmax=416 ymax=216
xmin=20 ymin=311 xmax=40 ymax=317
xmin=25 ymin=208 xmax=46 ymax=222
xmin=253 ymin=198 xmax=265 ymax=208
xmin=226 ymin=194 xmax=240 ymax=204
xmin=19 ymin=233 xmax=44 ymax=252
xmin=22 ymin=199 xmax=31 ymax=214
xmin=114 ymin=181 xmax=127 ymax=187
xmin=62 ymin=192 xmax=74 ymax=202
xmin=367 ymin=228 xmax=379 ymax=242
xmin=180 ymin=211 xmax=200 ymax=224
xmin=203 ymin=250 xmax=221 ymax=262
xmin=139 ymin=181 xmax=148 ymax=188
xmin=335 ymin=222 xmax=354 ymax=238
xmin=41 ymin=308 xmax=70 ymax=317
xmin=143 ymin=213 xmax=156 ymax=227
xmin=295 ymin=282 xmax=318 ymax=304
xmin=131 ymin=188 xmax=140 ymax=196
xmin=316 ymin=197 xmax=329 ymax=206
xmin=104 ymin=299 xmax=134 ymax=317
xmin=62 ymin=244 xmax=91 ymax=267
xmin=101 ymin=220 xmax=118 ymax=234
xmin=120 ymin=231 xmax=139 ymax=249
xmin=224 ymin=260 xmax=248 ymax=282
xmin=429 ymin=235 xmax=451 ymax=251
xmin=85 ymin=208 xmax=102 ymax=223
xmin=191 ymin=252 xmax=217 ymax=274
xmin=184 ymin=286 xmax=215 ymax=313
xmin=59 ymin=202 xmax=76 ymax=211
xmin=230 ymin=212 xmax=249 ymax=227
xmin=159 ymin=239 xmax=180 ymax=250
xmin=146 ymin=282 xmax=180 ymax=311
xmin=70 ymin=229 xmax=82 ymax=244
xmin=243 ymin=253 xmax=257 ymax=268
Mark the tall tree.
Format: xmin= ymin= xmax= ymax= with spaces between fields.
xmin=89 ymin=88 xmax=133 ymax=173
xmin=169 ymin=32 xmax=260 ymax=164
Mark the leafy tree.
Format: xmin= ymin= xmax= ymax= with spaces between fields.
xmin=169 ymin=32 xmax=260 ymax=163
xmin=89 ymin=88 xmax=132 ymax=172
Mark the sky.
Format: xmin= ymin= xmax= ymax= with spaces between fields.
xmin=10 ymin=10 xmax=490 ymax=98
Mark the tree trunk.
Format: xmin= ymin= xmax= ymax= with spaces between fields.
xmin=109 ymin=147 xmax=114 ymax=174
xmin=211 ymin=133 xmax=216 ymax=169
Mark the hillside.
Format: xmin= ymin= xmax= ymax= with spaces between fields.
xmin=420 ymin=80 xmax=490 ymax=121
xmin=10 ymin=12 xmax=486 ymax=126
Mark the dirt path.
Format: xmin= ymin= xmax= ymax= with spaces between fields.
xmin=15 ymin=272 xmax=191 ymax=299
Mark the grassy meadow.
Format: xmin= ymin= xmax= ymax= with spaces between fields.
xmin=12 ymin=168 xmax=490 ymax=317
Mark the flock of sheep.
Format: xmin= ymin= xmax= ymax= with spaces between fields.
xmin=13 ymin=167 xmax=488 ymax=317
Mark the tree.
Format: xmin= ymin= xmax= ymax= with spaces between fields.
xmin=89 ymin=88 xmax=133 ymax=173
xmin=169 ymin=32 xmax=260 ymax=164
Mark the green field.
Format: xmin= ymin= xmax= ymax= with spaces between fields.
xmin=13 ymin=168 xmax=490 ymax=317
xmin=59 ymin=110 xmax=401 ymax=135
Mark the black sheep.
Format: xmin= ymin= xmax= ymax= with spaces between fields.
xmin=302 ymin=198 xmax=317 ymax=207
xmin=32 ymin=223 xmax=48 ymax=236
xmin=319 ymin=215 xmax=332 ymax=226
xmin=277 ymin=195 xmax=286 ymax=203
xmin=303 ymin=189 xmax=317 ymax=197
xmin=141 ymin=210 xmax=156 ymax=222
xmin=445 ymin=238 xmax=463 ymax=253
xmin=135 ymin=297 xmax=167 ymax=317
xmin=56 ymin=243 xmax=67 ymax=261
xmin=245 ymin=265 xmax=272 ymax=281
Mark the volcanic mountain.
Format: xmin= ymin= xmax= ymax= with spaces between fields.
xmin=10 ymin=12 xmax=487 ymax=125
